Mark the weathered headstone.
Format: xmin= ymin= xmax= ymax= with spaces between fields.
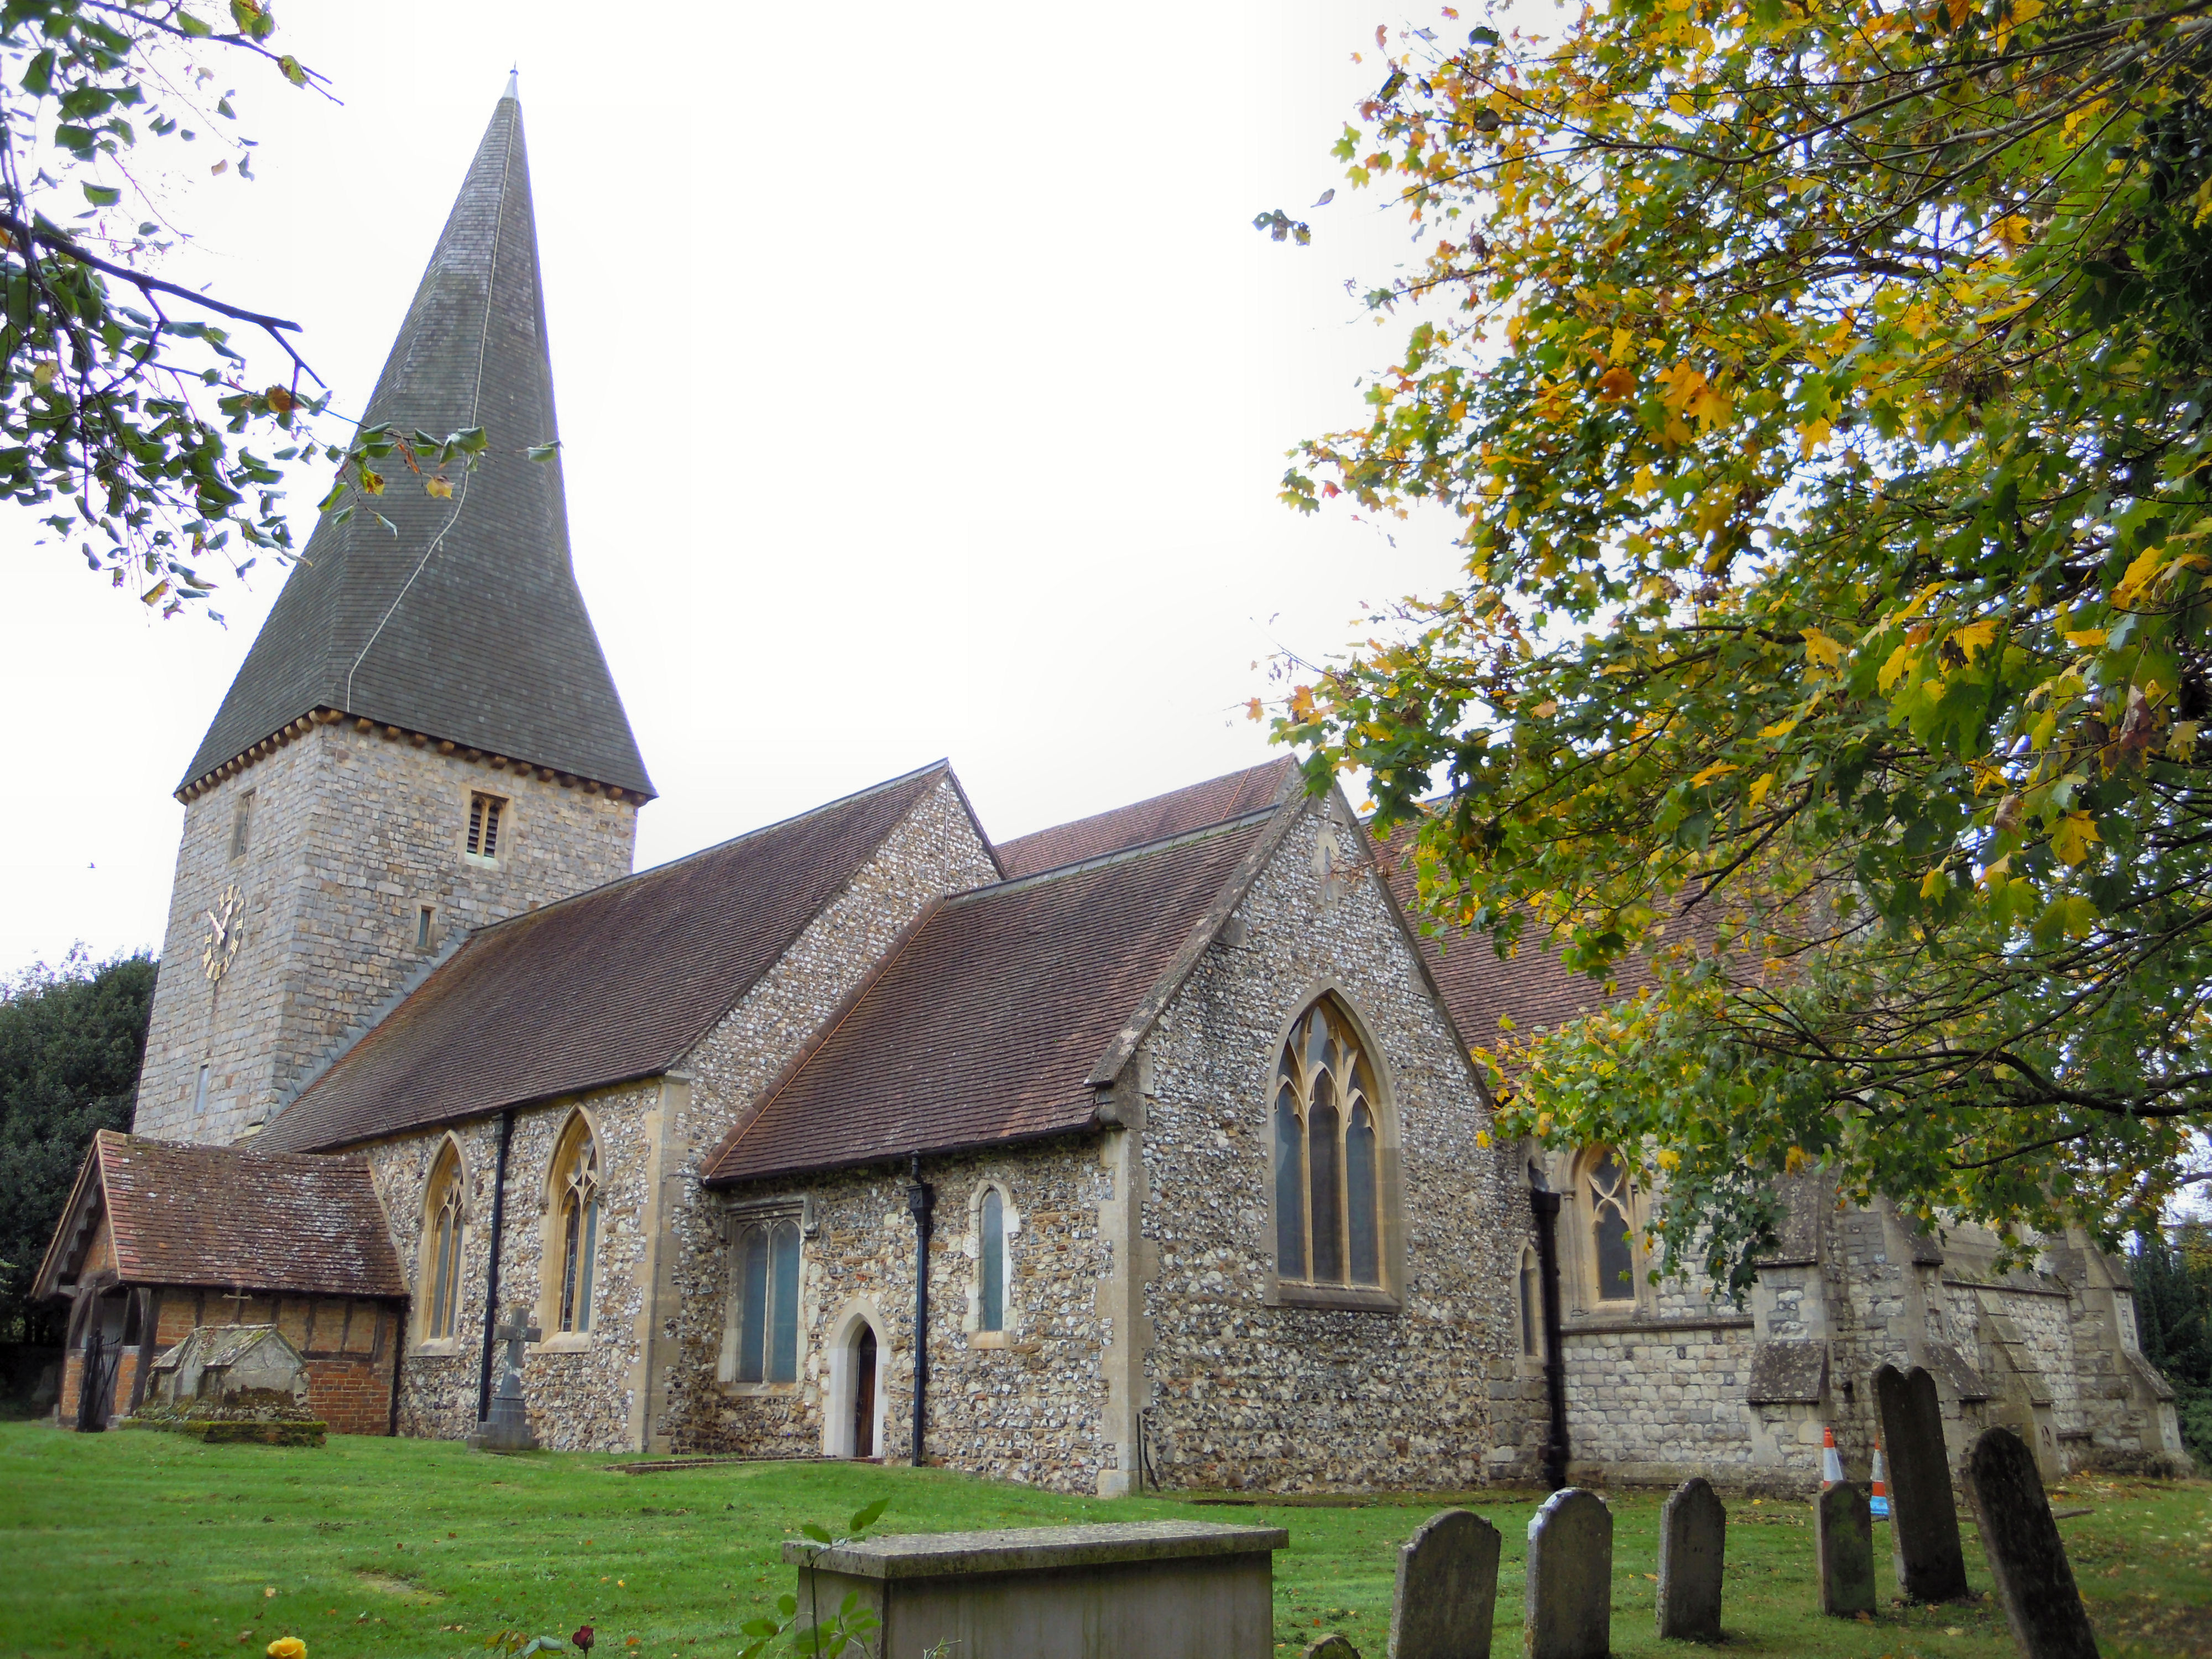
xmin=1814 ymin=1482 xmax=1875 ymax=1618
xmin=1389 ymin=1507 xmax=1499 ymax=1659
xmin=1872 ymin=1363 xmax=1969 ymax=1603
xmin=469 ymin=1312 xmax=541 ymax=1452
xmin=1965 ymin=1426 xmax=2100 ymax=1659
xmin=1524 ymin=1488 xmax=1611 ymax=1659
xmin=1305 ymin=1638 xmax=1361 ymax=1659
xmin=1655 ymin=1477 xmax=1725 ymax=1641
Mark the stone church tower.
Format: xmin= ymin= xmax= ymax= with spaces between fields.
xmin=134 ymin=80 xmax=653 ymax=1146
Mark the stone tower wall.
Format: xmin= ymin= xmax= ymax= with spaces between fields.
xmin=136 ymin=719 xmax=637 ymax=1145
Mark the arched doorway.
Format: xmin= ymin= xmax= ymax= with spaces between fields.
xmin=850 ymin=1326 xmax=877 ymax=1459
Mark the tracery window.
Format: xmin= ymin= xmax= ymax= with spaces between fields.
xmin=979 ymin=1186 xmax=1007 ymax=1334
xmin=1272 ymin=998 xmax=1382 ymax=1287
xmin=552 ymin=1119 xmax=601 ymax=1335
xmin=1587 ymin=1150 xmax=1637 ymax=1302
xmin=731 ymin=1216 xmax=802 ymax=1384
xmin=421 ymin=1144 xmax=465 ymax=1341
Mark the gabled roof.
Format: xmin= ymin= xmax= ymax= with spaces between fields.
xmin=257 ymin=764 xmax=959 ymax=1151
xmin=706 ymin=809 xmax=1281 ymax=1184
xmin=180 ymin=84 xmax=652 ymax=799
xmin=33 ymin=1131 xmax=405 ymax=1301
xmin=994 ymin=759 xmax=1297 ymax=878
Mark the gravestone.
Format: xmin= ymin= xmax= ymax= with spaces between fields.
xmin=1389 ymin=1507 xmax=1500 ymax=1659
xmin=1524 ymin=1489 xmax=1611 ymax=1659
xmin=1872 ymin=1363 xmax=1969 ymax=1603
xmin=1965 ymin=1426 xmax=2100 ymax=1659
xmin=1814 ymin=1483 xmax=1875 ymax=1618
xmin=1305 ymin=1639 xmax=1361 ymax=1659
xmin=1655 ymin=1478 xmax=1724 ymax=1641
xmin=468 ymin=1313 xmax=541 ymax=1452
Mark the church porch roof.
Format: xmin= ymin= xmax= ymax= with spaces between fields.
xmin=32 ymin=1131 xmax=405 ymax=1302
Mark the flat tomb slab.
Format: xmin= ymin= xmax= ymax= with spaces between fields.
xmin=785 ymin=1522 xmax=1288 ymax=1659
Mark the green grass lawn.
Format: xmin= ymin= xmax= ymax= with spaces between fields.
xmin=3 ymin=1422 xmax=2206 ymax=1659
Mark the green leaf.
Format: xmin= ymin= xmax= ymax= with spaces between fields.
xmin=526 ymin=440 xmax=561 ymax=462
xmin=21 ymin=50 xmax=55 ymax=96
xmin=82 ymin=185 xmax=121 ymax=207
xmin=800 ymin=1521 xmax=833 ymax=1543
xmin=847 ymin=1498 xmax=888 ymax=1533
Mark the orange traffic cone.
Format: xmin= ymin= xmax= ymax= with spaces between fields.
xmin=1820 ymin=1423 xmax=1845 ymax=1490
xmin=1870 ymin=1437 xmax=1891 ymax=1520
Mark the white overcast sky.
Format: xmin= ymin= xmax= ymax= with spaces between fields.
xmin=0 ymin=1 xmax=1471 ymax=971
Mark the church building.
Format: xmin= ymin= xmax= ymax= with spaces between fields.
xmin=35 ymin=83 xmax=2188 ymax=1495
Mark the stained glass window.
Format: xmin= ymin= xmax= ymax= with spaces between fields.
xmin=1272 ymin=999 xmax=1383 ymax=1287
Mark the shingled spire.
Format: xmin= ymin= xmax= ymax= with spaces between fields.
xmin=179 ymin=81 xmax=653 ymax=799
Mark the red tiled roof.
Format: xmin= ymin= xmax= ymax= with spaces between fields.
xmin=707 ymin=813 xmax=1274 ymax=1183
xmin=260 ymin=764 xmax=957 ymax=1152
xmin=1373 ymin=821 xmax=1661 ymax=1053
xmin=995 ymin=759 xmax=1297 ymax=879
xmin=36 ymin=1131 xmax=405 ymax=1298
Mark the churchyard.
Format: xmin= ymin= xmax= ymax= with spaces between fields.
xmin=6 ymin=1423 xmax=2207 ymax=1659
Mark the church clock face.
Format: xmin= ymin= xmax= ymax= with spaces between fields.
xmin=201 ymin=884 xmax=245 ymax=983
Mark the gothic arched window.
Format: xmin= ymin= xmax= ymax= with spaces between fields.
xmin=553 ymin=1120 xmax=601 ymax=1335
xmin=1520 ymin=1246 xmax=1542 ymax=1355
xmin=421 ymin=1143 xmax=465 ymax=1342
xmin=1272 ymin=998 xmax=1383 ymax=1288
xmin=1587 ymin=1150 xmax=1637 ymax=1302
xmin=731 ymin=1217 xmax=802 ymax=1384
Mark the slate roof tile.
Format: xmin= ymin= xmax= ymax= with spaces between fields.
xmin=181 ymin=87 xmax=651 ymax=797
xmin=995 ymin=759 xmax=1295 ymax=878
xmin=257 ymin=764 xmax=952 ymax=1152
xmin=66 ymin=1131 xmax=405 ymax=1298
xmin=707 ymin=813 xmax=1272 ymax=1183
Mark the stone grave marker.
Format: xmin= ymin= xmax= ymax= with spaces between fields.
xmin=1872 ymin=1363 xmax=1969 ymax=1603
xmin=1965 ymin=1426 xmax=2100 ymax=1659
xmin=1388 ymin=1507 xmax=1500 ymax=1659
xmin=1655 ymin=1477 xmax=1725 ymax=1641
xmin=1524 ymin=1488 xmax=1611 ymax=1659
xmin=1305 ymin=1638 xmax=1362 ymax=1659
xmin=1814 ymin=1482 xmax=1875 ymax=1618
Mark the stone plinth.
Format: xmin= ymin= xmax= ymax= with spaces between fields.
xmin=783 ymin=1521 xmax=1288 ymax=1659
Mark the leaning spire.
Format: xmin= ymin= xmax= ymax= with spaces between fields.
xmin=178 ymin=81 xmax=653 ymax=800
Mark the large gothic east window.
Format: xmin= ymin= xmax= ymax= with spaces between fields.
xmin=1272 ymin=998 xmax=1383 ymax=1288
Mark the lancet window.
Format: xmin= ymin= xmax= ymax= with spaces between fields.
xmin=731 ymin=1217 xmax=802 ymax=1384
xmin=553 ymin=1119 xmax=601 ymax=1335
xmin=1587 ymin=1150 xmax=1637 ymax=1302
xmin=421 ymin=1144 xmax=465 ymax=1342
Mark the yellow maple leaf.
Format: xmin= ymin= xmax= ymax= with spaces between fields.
xmin=425 ymin=476 xmax=454 ymax=500
xmin=1953 ymin=618 xmax=1997 ymax=658
xmin=1798 ymin=417 xmax=1831 ymax=457
xmin=2051 ymin=810 xmax=2101 ymax=867
xmin=2062 ymin=627 xmax=2107 ymax=650
xmin=1920 ymin=867 xmax=1949 ymax=899
xmin=1801 ymin=628 xmax=1843 ymax=669
xmin=1595 ymin=366 xmax=1636 ymax=401
xmin=1747 ymin=773 xmax=1775 ymax=810
xmin=1691 ymin=760 xmax=1739 ymax=787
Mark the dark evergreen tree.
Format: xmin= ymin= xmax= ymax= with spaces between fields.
xmin=2133 ymin=1222 xmax=2212 ymax=1467
xmin=0 ymin=952 xmax=155 ymax=1345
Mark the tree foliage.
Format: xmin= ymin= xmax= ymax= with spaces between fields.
xmin=1264 ymin=0 xmax=2212 ymax=1285
xmin=0 ymin=1 xmax=518 ymax=619
xmin=2133 ymin=1223 xmax=2212 ymax=1464
xmin=0 ymin=948 xmax=153 ymax=1345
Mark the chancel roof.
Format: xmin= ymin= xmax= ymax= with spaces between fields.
xmin=705 ymin=809 xmax=1279 ymax=1185
xmin=256 ymin=765 xmax=957 ymax=1151
xmin=180 ymin=84 xmax=651 ymax=799
xmin=33 ymin=1131 xmax=404 ymax=1301
xmin=994 ymin=759 xmax=1296 ymax=878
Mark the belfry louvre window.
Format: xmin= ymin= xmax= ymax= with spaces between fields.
xmin=1272 ymin=997 xmax=1382 ymax=1287
xmin=1588 ymin=1151 xmax=1636 ymax=1302
xmin=229 ymin=791 xmax=254 ymax=860
xmin=731 ymin=1217 xmax=802 ymax=1384
xmin=467 ymin=792 xmax=505 ymax=858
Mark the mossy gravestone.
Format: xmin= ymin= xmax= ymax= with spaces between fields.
xmin=1655 ymin=1477 xmax=1725 ymax=1641
xmin=1815 ymin=1483 xmax=1876 ymax=1618
xmin=1389 ymin=1507 xmax=1500 ymax=1659
xmin=1525 ymin=1489 xmax=1611 ymax=1659
xmin=1966 ymin=1426 xmax=2100 ymax=1659
xmin=1872 ymin=1363 xmax=1970 ymax=1603
xmin=1305 ymin=1639 xmax=1362 ymax=1659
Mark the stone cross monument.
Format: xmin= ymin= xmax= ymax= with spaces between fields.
xmin=469 ymin=1312 xmax=541 ymax=1452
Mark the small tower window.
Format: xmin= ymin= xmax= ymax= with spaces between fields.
xmin=416 ymin=906 xmax=435 ymax=950
xmin=229 ymin=791 xmax=255 ymax=860
xmin=466 ymin=792 xmax=506 ymax=859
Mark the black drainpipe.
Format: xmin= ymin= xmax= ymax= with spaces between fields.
xmin=1531 ymin=1186 xmax=1569 ymax=1491
xmin=905 ymin=1155 xmax=934 ymax=1467
xmin=475 ymin=1109 xmax=516 ymax=1424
